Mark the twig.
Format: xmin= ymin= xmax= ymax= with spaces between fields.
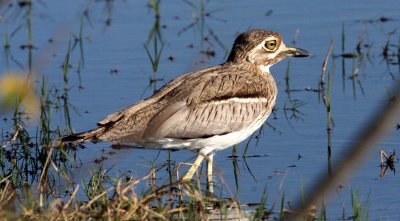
xmin=1 ymin=124 xmax=21 ymax=149
xmin=39 ymin=147 xmax=53 ymax=184
xmin=38 ymin=147 xmax=54 ymax=208
xmin=320 ymin=40 xmax=334 ymax=89
xmin=64 ymin=184 xmax=80 ymax=209
xmin=82 ymin=188 xmax=111 ymax=209
xmin=380 ymin=150 xmax=389 ymax=165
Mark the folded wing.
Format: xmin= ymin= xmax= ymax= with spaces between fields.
xmin=143 ymin=97 xmax=269 ymax=140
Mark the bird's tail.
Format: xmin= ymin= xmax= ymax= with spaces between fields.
xmin=61 ymin=127 xmax=105 ymax=143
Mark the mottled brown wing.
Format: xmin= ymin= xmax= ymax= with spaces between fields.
xmin=143 ymin=98 xmax=269 ymax=140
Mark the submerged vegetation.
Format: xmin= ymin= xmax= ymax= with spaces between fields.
xmin=1 ymin=0 xmax=400 ymax=220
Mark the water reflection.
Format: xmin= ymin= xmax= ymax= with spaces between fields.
xmin=178 ymin=0 xmax=228 ymax=56
xmin=145 ymin=0 xmax=165 ymax=93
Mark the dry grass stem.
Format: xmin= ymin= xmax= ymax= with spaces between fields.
xmin=64 ymin=184 xmax=80 ymax=210
xmin=320 ymin=40 xmax=334 ymax=88
xmin=1 ymin=124 xmax=21 ymax=149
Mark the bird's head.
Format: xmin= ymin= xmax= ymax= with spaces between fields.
xmin=226 ymin=29 xmax=310 ymax=73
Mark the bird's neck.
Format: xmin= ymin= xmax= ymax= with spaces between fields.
xmin=223 ymin=61 xmax=272 ymax=76
xmin=257 ymin=64 xmax=271 ymax=74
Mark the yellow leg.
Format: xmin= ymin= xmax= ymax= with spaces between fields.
xmin=182 ymin=154 xmax=204 ymax=182
xmin=207 ymin=154 xmax=214 ymax=193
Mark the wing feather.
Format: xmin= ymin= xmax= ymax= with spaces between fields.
xmin=143 ymin=101 xmax=187 ymax=139
xmin=144 ymin=98 xmax=269 ymax=140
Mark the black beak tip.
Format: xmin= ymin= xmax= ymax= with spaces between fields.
xmin=293 ymin=48 xmax=311 ymax=57
xmin=286 ymin=47 xmax=311 ymax=57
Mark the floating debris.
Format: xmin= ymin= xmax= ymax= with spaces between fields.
xmin=380 ymin=149 xmax=397 ymax=178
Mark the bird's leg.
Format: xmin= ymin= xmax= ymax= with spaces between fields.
xmin=182 ymin=153 xmax=204 ymax=182
xmin=206 ymin=154 xmax=214 ymax=193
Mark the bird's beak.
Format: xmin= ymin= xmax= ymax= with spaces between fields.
xmin=285 ymin=47 xmax=310 ymax=57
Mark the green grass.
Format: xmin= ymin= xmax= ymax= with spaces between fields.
xmin=350 ymin=189 xmax=371 ymax=221
xmin=253 ymin=185 xmax=268 ymax=221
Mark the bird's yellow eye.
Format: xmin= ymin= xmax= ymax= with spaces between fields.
xmin=264 ymin=40 xmax=277 ymax=50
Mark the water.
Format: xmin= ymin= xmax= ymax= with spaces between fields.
xmin=1 ymin=0 xmax=400 ymax=219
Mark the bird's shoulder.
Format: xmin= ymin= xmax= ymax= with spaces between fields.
xmin=168 ymin=63 xmax=276 ymax=105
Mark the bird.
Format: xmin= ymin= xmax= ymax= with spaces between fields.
xmin=62 ymin=29 xmax=310 ymax=191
